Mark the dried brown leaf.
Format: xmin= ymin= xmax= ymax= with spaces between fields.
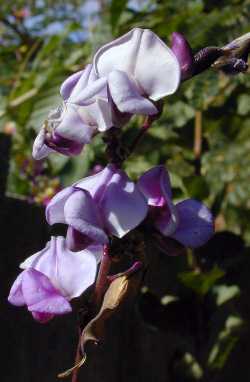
xmin=81 ymin=267 xmax=143 ymax=353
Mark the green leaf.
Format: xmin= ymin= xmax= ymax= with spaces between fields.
xmin=27 ymin=85 xmax=61 ymax=131
xmin=48 ymin=153 xmax=69 ymax=174
xmin=110 ymin=0 xmax=128 ymax=32
xmin=208 ymin=315 xmax=244 ymax=369
xmin=174 ymin=353 xmax=203 ymax=380
xmin=212 ymin=284 xmax=240 ymax=306
xmin=237 ymin=94 xmax=250 ymax=116
xmin=178 ymin=266 xmax=225 ymax=296
xmin=184 ymin=176 xmax=210 ymax=200
xmin=167 ymin=101 xmax=195 ymax=128
xmin=169 ymin=171 xmax=187 ymax=194
xmin=60 ymin=145 xmax=95 ymax=186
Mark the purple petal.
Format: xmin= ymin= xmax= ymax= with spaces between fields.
xmin=45 ymin=131 xmax=84 ymax=156
xmin=109 ymin=93 xmax=131 ymax=128
xmin=170 ymin=199 xmax=214 ymax=248
xmin=87 ymin=66 xmax=98 ymax=83
xmin=101 ymin=170 xmax=148 ymax=237
xmin=64 ymin=189 xmax=108 ymax=246
xmin=138 ymin=165 xmax=172 ymax=206
xmin=154 ymin=204 xmax=179 ymax=236
xmin=171 ymin=32 xmax=194 ymax=80
xmin=22 ymin=269 xmax=58 ymax=305
xmin=8 ymin=272 xmax=26 ymax=306
xmin=94 ymin=28 xmax=180 ymax=101
xmin=75 ymin=164 xmax=115 ymax=202
xmin=66 ymin=226 xmax=94 ymax=251
xmin=28 ymin=294 xmax=71 ymax=316
xmin=46 ymin=186 xmax=75 ymax=225
xmin=76 ymin=165 xmax=148 ymax=237
xmin=60 ymin=70 xmax=84 ymax=100
xmin=93 ymin=28 xmax=143 ymax=77
xmin=56 ymin=104 xmax=95 ymax=144
xmin=20 ymin=241 xmax=55 ymax=278
xmin=67 ymin=64 xmax=92 ymax=99
xmin=108 ymin=70 xmax=158 ymax=115
xmin=138 ymin=166 xmax=178 ymax=235
xmin=32 ymin=127 xmax=55 ymax=160
xmin=21 ymin=237 xmax=103 ymax=299
xmin=69 ymin=77 xmax=108 ymax=105
xmin=22 ymin=269 xmax=71 ymax=314
xmin=135 ymin=29 xmax=181 ymax=100
xmin=53 ymin=237 xmax=102 ymax=298
xmin=31 ymin=312 xmax=54 ymax=323
xmin=84 ymin=97 xmax=113 ymax=132
xmin=89 ymin=164 xmax=104 ymax=175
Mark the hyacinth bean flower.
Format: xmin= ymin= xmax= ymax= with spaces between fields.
xmin=8 ymin=236 xmax=102 ymax=322
xmin=32 ymin=64 xmax=113 ymax=160
xmin=93 ymin=28 xmax=181 ymax=115
xmin=33 ymin=28 xmax=181 ymax=160
xmin=138 ymin=166 xmax=214 ymax=248
xmin=46 ymin=164 xmax=148 ymax=251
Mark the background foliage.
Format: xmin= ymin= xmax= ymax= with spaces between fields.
xmin=1 ymin=1 xmax=250 ymax=381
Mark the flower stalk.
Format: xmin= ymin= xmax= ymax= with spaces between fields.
xmin=92 ymin=244 xmax=112 ymax=310
xmin=194 ymin=110 xmax=202 ymax=175
xmin=129 ymin=117 xmax=153 ymax=156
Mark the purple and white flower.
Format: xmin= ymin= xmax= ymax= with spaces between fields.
xmin=138 ymin=166 xmax=214 ymax=248
xmin=8 ymin=236 xmax=102 ymax=322
xmin=32 ymin=64 xmax=112 ymax=159
xmin=33 ymin=28 xmax=181 ymax=159
xmin=46 ymin=164 xmax=148 ymax=251
xmin=93 ymin=28 xmax=180 ymax=114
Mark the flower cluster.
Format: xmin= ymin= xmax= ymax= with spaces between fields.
xmin=9 ymin=165 xmax=213 ymax=321
xmin=9 ymin=28 xmax=214 ymax=323
xmin=9 ymin=237 xmax=102 ymax=322
xmin=32 ymin=28 xmax=180 ymax=159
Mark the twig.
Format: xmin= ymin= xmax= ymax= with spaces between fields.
xmin=9 ymin=88 xmax=38 ymax=107
xmin=126 ymin=102 xmax=163 ymax=160
xmin=0 ymin=16 xmax=33 ymax=44
xmin=71 ymin=329 xmax=82 ymax=382
xmin=194 ymin=110 xmax=202 ymax=175
xmin=129 ymin=116 xmax=152 ymax=156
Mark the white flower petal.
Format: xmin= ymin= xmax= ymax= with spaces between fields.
xmin=94 ymin=28 xmax=181 ymax=101
xmin=108 ymin=70 xmax=158 ymax=115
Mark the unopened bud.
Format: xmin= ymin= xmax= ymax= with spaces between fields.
xmin=171 ymin=32 xmax=194 ymax=80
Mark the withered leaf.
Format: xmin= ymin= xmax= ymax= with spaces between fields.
xmin=81 ymin=266 xmax=143 ymax=353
